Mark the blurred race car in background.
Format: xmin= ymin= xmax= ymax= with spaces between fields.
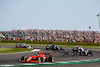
xmin=72 ymin=46 xmax=93 ymax=56
xmin=18 ymin=52 xmax=54 ymax=63
xmin=15 ymin=43 xmax=34 ymax=49
xmin=46 ymin=44 xmax=64 ymax=50
xmin=80 ymin=48 xmax=93 ymax=56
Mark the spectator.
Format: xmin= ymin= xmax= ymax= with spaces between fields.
xmin=0 ymin=29 xmax=100 ymax=43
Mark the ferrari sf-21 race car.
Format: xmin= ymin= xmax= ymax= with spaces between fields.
xmin=18 ymin=52 xmax=54 ymax=63
xmin=46 ymin=44 xmax=64 ymax=50
xmin=15 ymin=43 xmax=33 ymax=49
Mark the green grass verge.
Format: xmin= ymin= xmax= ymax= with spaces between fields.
xmin=0 ymin=43 xmax=16 ymax=45
xmin=28 ymin=44 xmax=100 ymax=49
xmin=0 ymin=43 xmax=100 ymax=49
xmin=29 ymin=44 xmax=100 ymax=49
xmin=0 ymin=48 xmax=31 ymax=53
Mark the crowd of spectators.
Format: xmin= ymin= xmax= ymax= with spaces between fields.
xmin=0 ymin=29 xmax=100 ymax=43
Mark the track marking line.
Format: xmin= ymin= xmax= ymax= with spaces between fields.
xmin=0 ymin=65 xmax=14 ymax=66
xmin=19 ymin=63 xmax=36 ymax=65
xmin=39 ymin=62 xmax=54 ymax=64
xmin=32 ymin=49 xmax=41 ymax=52
xmin=1 ymin=58 xmax=100 ymax=67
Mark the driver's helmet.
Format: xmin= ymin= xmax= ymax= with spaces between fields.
xmin=36 ymin=53 xmax=39 ymax=56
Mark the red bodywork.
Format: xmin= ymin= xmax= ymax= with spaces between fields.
xmin=20 ymin=52 xmax=52 ymax=63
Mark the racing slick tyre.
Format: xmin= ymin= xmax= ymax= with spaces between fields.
xmin=45 ymin=58 xmax=48 ymax=62
xmin=60 ymin=47 xmax=64 ymax=50
xmin=91 ymin=52 xmax=93 ymax=56
xmin=45 ymin=56 xmax=49 ymax=62
xmin=38 ymin=57 xmax=41 ymax=63
xmin=79 ymin=52 xmax=84 ymax=56
xmin=88 ymin=51 xmax=93 ymax=56
xmin=15 ymin=45 xmax=18 ymax=48
xmin=24 ymin=46 xmax=27 ymax=48
xmin=49 ymin=56 xmax=54 ymax=63
xmin=46 ymin=47 xmax=49 ymax=50
xmin=18 ymin=59 xmax=21 ymax=62
xmin=21 ymin=56 xmax=27 ymax=61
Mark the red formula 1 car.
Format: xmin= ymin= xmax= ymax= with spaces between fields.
xmin=18 ymin=52 xmax=54 ymax=63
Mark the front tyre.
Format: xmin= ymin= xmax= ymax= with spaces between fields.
xmin=16 ymin=45 xmax=18 ymax=48
xmin=38 ymin=57 xmax=41 ymax=63
xmin=88 ymin=52 xmax=93 ymax=56
xmin=18 ymin=59 xmax=21 ymax=62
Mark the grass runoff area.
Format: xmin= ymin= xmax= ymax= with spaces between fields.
xmin=0 ymin=43 xmax=32 ymax=54
xmin=0 ymin=43 xmax=100 ymax=53
xmin=0 ymin=48 xmax=31 ymax=53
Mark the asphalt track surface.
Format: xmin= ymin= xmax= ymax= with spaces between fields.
xmin=0 ymin=45 xmax=100 ymax=67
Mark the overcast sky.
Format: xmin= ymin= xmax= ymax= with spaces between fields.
xmin=0 ymin=0 xmax=100 ymax=31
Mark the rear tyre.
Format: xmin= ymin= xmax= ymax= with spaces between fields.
xmin=21 ymin=56 xmax=27 ymax=60
xmin=88 ymin=52 xmax=93 ymax=56
xmin=49 ymin=56 xmax=54 ymax=63
xmin=91 ymin=52 xmax=93 ymax=56
xmin=60 ymin=47 xmax=64 ymax=50
xmin=45 ymin=58 xmax=48 ymax=62
xmin=46 ymin=47 xmax=49 ymax=50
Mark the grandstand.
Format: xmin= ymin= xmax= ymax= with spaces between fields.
xmin=0 ymin=29 xmax=100 ymax=43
